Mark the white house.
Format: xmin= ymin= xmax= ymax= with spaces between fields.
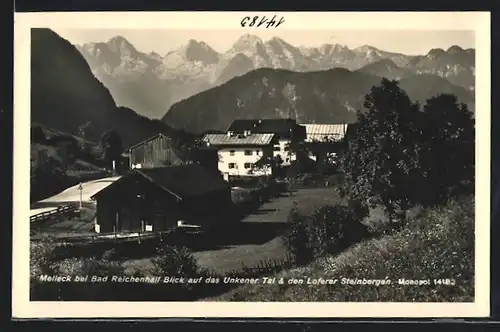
xmin=202 ymin=132 xmax=276 ymax=177
xmin=225 ymin=118 xmax=307 ymax=167
xmin=300 ymin=123 xmax=348 ymax=162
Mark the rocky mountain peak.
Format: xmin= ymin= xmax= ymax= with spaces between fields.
xmin=231 ymin=34 xmax=264 ymax=52
xmin=318 ymin=43 xmax=349 ymax=55
xmin=354 ymin=45 xmax=380 ymax=54
xmin=268 ymin=36 xmax=286 ymax=44
xmin=178 ymin=39 xmax=220 ymax=64
xmin=148 ymin=51 xmax=163 ymax=61
xmin=106 ymin=35 xmax=138 ymax=56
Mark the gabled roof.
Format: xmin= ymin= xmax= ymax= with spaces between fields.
xmin=91 ymin=164 xmax=230 ymax=201
xmin=300 ymin=124 xmax=348 ymax=142
xmin=124 ymin=133 xmax=177 ymax=153
xmin=227 ymin=118 xmax=298 ymax=136
xmin=202 ymin=133 xmax=275 ymax=146
xmin=135 ymin=164 xmax=230 ymax=198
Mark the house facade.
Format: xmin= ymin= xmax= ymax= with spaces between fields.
xmin=90 ymin=164 xmax=232 ymax=233
xmin=300 ymin=123 xmax=348 ymax=169
xmin=225 ymin=118 xmax=307 ymax=166
xmin=202 ymin=132 xmax=276 ymax=177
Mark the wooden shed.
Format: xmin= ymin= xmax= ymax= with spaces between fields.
xmin=90 ymin=164 xmax=232 ymax=233
xmin=124 ymin=133 xmax=184 ymax=170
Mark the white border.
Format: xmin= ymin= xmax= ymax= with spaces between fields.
xmin=13 ymin=11 xmax=491 ymax=318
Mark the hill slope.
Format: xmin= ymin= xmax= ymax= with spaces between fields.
xmin=161 ymin=67 xmax=475 ymax=135
xmin=31 ymin=28 xmax=180 ymax=148
xmin=358 ymin=59 xmax=410 ymax=79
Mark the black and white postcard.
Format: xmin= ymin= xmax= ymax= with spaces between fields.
xmin=13 ymin=11 xmax=491 ymax=318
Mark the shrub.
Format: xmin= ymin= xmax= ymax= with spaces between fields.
xmin=284 ymin=203 xmax=370 ymax=265
xmin=152 ymin=245 xmax=200 ymax=277
xmin=31 ymin=256 xmax=126 ymax=301
xmin=56 ymin=256 xmax=125 ymax=277
xmin=30 ymin=237 xmax=58 ymax=279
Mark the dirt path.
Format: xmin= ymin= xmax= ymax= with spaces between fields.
xmin=241 ymin=187 xmax=342 ymax=222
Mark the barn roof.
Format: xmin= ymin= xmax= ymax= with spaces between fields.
xmin=124 ymin=132 xmax=183 ymax=154
xmin=91 ymin=164 xmax=230 ymax=200
xmin=300 ymin=124 xmax=348 ymax=142
xmin=135 ymin=164 xmax=230 ymax=198
xmin=227 ymin=118 xmax=299 ymax=136
xmin=124 ymin=133 xmax=165 ymax=152
xmin=202 ymin=133 xmax=275 ymax=146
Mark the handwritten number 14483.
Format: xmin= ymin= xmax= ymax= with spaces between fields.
xmin=241 ymin=16 xmax=285 ymax=28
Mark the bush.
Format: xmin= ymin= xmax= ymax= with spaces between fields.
xmin=284 ymin=203 xmax=370 ymax=265
xmin=31 ymin=256 xmax=126 ymax=301
xmin=152 ymin=245 xmax=200 ymax=277
xmin=56 ymin=256 xmax=125 ymax=277
xmin=30 ymin=237 xmax=58 ymax=279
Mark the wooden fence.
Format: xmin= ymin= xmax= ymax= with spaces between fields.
xmin=31 ymin=229 xmax=176 ymax=244
xmin=207 ymin=254 xmax=295 ymax=277
xmin=30 ymin=203 xmax=78 ymax=223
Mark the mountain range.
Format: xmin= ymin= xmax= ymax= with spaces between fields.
xmin=75 ymin=34 xmax=476 ymax=119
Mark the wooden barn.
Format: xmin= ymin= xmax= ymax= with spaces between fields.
xmin=123 ymin=133 xmax=219 ymax=174
xmin=90 ymin=164 xmax=232 ymax=233
xmin=124 ymin=133 xmax=184 ymax=170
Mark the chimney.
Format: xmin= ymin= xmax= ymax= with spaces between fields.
xmin=112 ymin=160 xmax=117 ymax=175
xmin=227 ymin=131 xmax=232 ymax=137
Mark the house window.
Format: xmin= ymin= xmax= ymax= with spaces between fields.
xmin=244 ymin=163 xmax=253 ymax=169
xmin=228 ymin=163 xmax=236 ymax=169
xmin=255 ymin=150 xmax=260 ymax=155
xmin=273 ymin=146 xmax=281 ymax=151
xmin=244 ymin=150 xmax=253 ymax=155
xmin=229 ymin=150 xmax=235 ymax=156
xmin=284 ymin=146 xmax=290 ymax=152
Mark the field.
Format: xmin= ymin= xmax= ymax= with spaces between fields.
xmin=122 ymin=187 xmax=344 ymax=274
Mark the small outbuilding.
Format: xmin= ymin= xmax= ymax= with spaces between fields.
xmin=90 ymin=164 xmax=232 ymax=233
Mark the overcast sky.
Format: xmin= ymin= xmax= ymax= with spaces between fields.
xmin=52 ymin=29 xmax=475 ymax=56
